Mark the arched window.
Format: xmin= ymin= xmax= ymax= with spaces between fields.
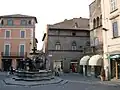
xmin=100 ymin=15 xmax=102 ymax=25
xmin=55 ymin=41 xmax=61 ymax=50
xmin=1 ymin=20 xmax=4 ymax=25
xmin=72 ymin=41 xmax=77 ymax=50
xmin=93 ymin=18 xmax=96 ymax=28
xmin=97 ymin=17 xmax=99 ymax=27
xmin=28 ymin=20 xmax=31 ymax=25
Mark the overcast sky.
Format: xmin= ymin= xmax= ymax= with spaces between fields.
xmin=0 ymin=0 xmax=93 ymax=50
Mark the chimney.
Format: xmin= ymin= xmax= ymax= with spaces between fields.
xmin=64 ymin=19 xmax=67 ymax=21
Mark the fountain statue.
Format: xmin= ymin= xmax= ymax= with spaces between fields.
xmin=13 ymin=47 xmax=53 ymax=81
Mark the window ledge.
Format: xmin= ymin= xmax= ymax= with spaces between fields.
xmin=110 ymin=8 xmax=118 ymax=14
xmin=112 ymin=36 xmax=120 ymax=39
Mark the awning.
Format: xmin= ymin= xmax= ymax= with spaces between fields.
xmin=109 ymin=54 xmax=120 ymax=60
xmin=80 ymin=55 xmax=90 ymax=65
xmin=89 ymin=55 xmax=102 ymax=66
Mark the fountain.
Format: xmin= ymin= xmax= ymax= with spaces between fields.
xmin=4 ymin=47 xmax=66 ymax=86
xmin=13 ymin=47 xmax=53 ymax=81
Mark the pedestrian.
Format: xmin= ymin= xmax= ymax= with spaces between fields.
xmin=10 ymin=66 xmax=14 ymax=75
xmin=100 ymin=68 xmax=105 ymax=81
xmin=55 ymin=66 xmax=59 ymax=76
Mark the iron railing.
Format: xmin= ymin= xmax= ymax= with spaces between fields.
xmin=1 ymin=52 xmax=27 ymax=58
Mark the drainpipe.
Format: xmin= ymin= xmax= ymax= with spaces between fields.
xmin=102 ymin=28 xmax=110 ymax=81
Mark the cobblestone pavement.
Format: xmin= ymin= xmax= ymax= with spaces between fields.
xmin=0 ymin=72 xmax=9 ymax=80
xmin=0 ymin=72 xmax=120 ymax=90
xmin=59 ymin=73 xmax=120 ymax=86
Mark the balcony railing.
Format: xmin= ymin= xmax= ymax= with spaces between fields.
xmin=1 ymin=52 xmax=27 ymax=58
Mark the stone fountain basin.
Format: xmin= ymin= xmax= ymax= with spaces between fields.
xmin=14 ymin=70 xmax=53 ymax=78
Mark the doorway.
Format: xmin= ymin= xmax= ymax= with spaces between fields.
xmin=70 ymin=63 xmax=78 ymax=73
xmin=2 ymin=59 xmax=12 ymax=71
xmin=16 ymin=59 xmax=25 ymax=70
xmin=111 ymin=60 xmax=120 ymax=79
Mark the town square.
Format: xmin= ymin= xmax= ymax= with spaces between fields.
xmin=0 ymin=0 xmax=120 ymax=90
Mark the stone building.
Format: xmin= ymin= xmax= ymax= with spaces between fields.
xmin=0 ymin=14 xmax=37 ymax=71
xmin=80 ymin=0 xmax=104 ymax=77
xmin=42 ymin=17 xmax=90 ymax=73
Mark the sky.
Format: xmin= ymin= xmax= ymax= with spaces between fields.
xmin=0 ymin=0 xmax=94 ymax=50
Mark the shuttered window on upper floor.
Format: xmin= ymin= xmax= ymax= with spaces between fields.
xmin=21 ymin=20 xmax=27 ymax=25
xmin=7 ymin=19 xmax=13 ymax=26
xmin=110 ymin=0 xmax=117 ymax=12
xmin=112 ymin=21 xmax=118 ymax=38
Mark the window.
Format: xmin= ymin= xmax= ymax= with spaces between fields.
xmin=5 ymin=30 xmax=11 ymax=38
xmin=55 ymin=42 xmax=61 ymax=50
xmin=72 ymin=41 xmax=77 ymax=50
xmin=56 ymin=30 xmax=60 ymax=35
xmin=4 ymin=44 xmax=10 ymax=56
xmin=28 ymin=20 xmax=31 ymax=25
xmin=19 ymin=44 xmax=25 ymax=56
xmin=100 ymin=15 xmax=102 ymax=25
xmin=110 ymin=0 xmax=117 ymax=11
xmin=72 ymin=32 xmax=76 ymax=36
xmin=94 ymin=38 xmax=99 ymax=46
xmin=21 ymin=20 xmax=27 ymax=25
xmin=1 ymin=20 xmax=4 ymax=25
xmin=97 ymin=17 xmax=99 ymax=27
xmin=112 ymin=21 xmax=118 ymax=38
xmin=93 ymin=18 xmax=96 ymax=28
xmin=86 ymin=41 xmax=90 ymax=46
xmin=20 ymin=30 xmax=25 ymax=38
xmin=94 ymin=30 xmax=97 ymax=37
xmin=7 ymin=19 xmax=13 ymax=26
xmin=74 ymin=22 xmax=78 ymax=28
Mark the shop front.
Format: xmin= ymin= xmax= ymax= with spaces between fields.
xmin=88 ymin=55 xmax=103 ymax=78
xmin=109 ymin=54 xmax=120 ymax=79
xmin=79 ymin=55 xmax=90 ymax=76
xmin=2 ymin=59 xmax=12 ymax=71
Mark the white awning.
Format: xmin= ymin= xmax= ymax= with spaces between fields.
xmin=80 ymin=55 xmax=90 ymax=65
xmin=89 ymin=55 xmax=102 ymax=66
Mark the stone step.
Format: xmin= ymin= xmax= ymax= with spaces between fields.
xmin=12 ymin=76 xmax=54 ymax=81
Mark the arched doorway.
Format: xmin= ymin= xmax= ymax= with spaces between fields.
xmin=2 ymin=59 xmax=12 ymax=71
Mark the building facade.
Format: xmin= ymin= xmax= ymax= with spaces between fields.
xmin=89 ymin=0 xmax=103 ymax=54
xmin=79 ymin=0 xmax=104 ymax=78
xmin=0 ymin=14 xmax=37 ymax=71
xmin=42 ymin=18 xmax=90 ymax=73
xmin=101 ymin=0 xmax=120 ymax=80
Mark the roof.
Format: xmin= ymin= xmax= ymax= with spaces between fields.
xmin=47 ymin=17 xmax=89 ymax=30
xmin=0 ymin=14 xmax=37 ymax=23
xmin=89 ymin=0 xmax=95 ymax=6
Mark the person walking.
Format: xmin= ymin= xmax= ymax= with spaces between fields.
xmin=100 ymin=68 xmax=105 ymax=81
xmin=55 ymin=66 xmax=59 ymax=76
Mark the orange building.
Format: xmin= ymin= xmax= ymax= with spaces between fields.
xmin=0 ymin=14 xmax=37 ymax=71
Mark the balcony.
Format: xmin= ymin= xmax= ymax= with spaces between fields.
xmin=1 ymin=52 xmax=27 ymax=58
xmin=91 ymin=44 xmax=103 ymax=54
xmin=83 ymin=44 xmax=103 ymax=55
